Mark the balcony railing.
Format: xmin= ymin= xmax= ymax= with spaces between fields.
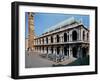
xmin=34 ymin=40 xmax=89 ymax=46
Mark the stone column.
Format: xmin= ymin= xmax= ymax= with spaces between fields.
xmin=39 ymin=39 xmax=41 ymax=45
xmin=77 ymin=46 xmax=80 ymax=58
xmin=44 ymin=37 xmax=46 ymax=44
xmin=69 ymin=46 xmax=72 ymax=58
xmin=78 ymin=29 xmax=81 ymax=41
xmin=80 ymin=27 xmax=83 ymax=41
xmin=62 ymin=47 xmax=64 ymax=55
xmin=67 ymin=33 xmax=69 ymax=42
xmin=53 ymin=47 xmax=56 ymax=62
xmin=38 ymin=39 xmax=39 ymax=45
xmin=55 ymin=47 xmax=57 ymax=55
xmin=60 ymin=33 xmax=63 ymax=43
xmin=53 ymin=35 xmax=56 ymax=43
xmin=60 ymin=36 xmax=63 ymax=43
xmin=41 ymin=38 xmax=42 ymax=45
xmin=44 ymin=47 xmax=46 ymax=54
xmin=48 ymin=47 xmax=51 ymax=54
xmin=69 ymin=31 xmax=71 ymax=42
xmin=48 ymin=36 xmax=50 ymax=44
xmin=60 ymin=47 xmax=62 ymax=54
xmin=53 ymin=47 xmax=55 ymax=54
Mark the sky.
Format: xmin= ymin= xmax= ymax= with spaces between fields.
xmin=25 ymin=12 xmax=89 ymax=38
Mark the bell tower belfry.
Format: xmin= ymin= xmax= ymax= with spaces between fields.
xmin=28 ymin=12 xmax=35 ymax=51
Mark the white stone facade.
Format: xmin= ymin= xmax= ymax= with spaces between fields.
xmin=33 ymin=19 xmax=89 ymax=62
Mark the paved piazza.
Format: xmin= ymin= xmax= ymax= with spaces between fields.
xmin=25 ymin=51 xmax=76 ymax=68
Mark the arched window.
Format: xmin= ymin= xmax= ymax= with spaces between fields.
xmin=46 ymin=37 xmax=48 ymax=44
xmin=51 ymin=36 xmax=53 ymax=43
xmin=83 ymin=31 xmax=85 ymax=41
xmin=64 ymin=33 xmax=67 ymax=42
xmin=57 ymin=35 xmax=59 ymax=42
xmin=72 ymin=30 xmax=77 ymax=41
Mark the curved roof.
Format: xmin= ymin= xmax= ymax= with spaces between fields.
xmin=43 ymin=17 xmax=81 ymax=34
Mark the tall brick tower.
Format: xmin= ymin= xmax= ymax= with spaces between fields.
xmin=28 ymin=12 xmax=35 ymax=51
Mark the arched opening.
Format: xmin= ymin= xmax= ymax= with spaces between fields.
xmin=64 ymin=46 xmax=67 ymax=56
xmin=64 ymin=33 xmax=67 ymax=42
xmin=72 ymin=31 xmax=77 ymax=41
xmin=83 ymin=31 xmax=85 ymax=41
xmin=82 ymin=48 xmax=87 ymax=57
xmin=51 ymin=36 xmax=53 ymax=43
xmin=72 ymin=47 xmax=77 ymax=58
xmin=46 ymin=37 xmax=48 ymax=44
xmin=46 ymin=47 xmax=48 ymax=53
xmin=51 ymin=47 xmax=53 ymax=54
xmin=57 ymin=47 xmax=60 ymax=54
xmin=57 ymin=35 xmax=59 ymax=43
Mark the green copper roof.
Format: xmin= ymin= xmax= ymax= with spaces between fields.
xmin=43 ymin=17 xmax=81 ymax=33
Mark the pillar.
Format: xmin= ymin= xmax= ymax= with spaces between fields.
xmin=80 ymin=27 xmax=83 ymax=41
xmin=69 ymin=45 xmax=72 ymax=58
xmin=48 ymin=47 xmax=51 ymax=54
xmin=69 ymin=31 xmax=71 ymax=42
xmin=53 ymin=35 xmax=56 ymax=43
xmin=44 ymin=47 xmax=46 ymax=53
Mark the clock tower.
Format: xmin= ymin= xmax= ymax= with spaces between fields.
xmin=28 ymin=12 xmax=35 ymax=51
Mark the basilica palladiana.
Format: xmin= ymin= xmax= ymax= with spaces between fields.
xmin=26 ymin=12 xmax=89 ymax=63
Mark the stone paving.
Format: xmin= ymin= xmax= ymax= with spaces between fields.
xmin=25 ymin=51 xmax=76 ymax=68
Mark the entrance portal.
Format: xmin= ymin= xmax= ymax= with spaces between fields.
xmin=64 ymin=46 xmax=68 ymax=56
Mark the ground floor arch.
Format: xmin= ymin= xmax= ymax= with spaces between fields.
xmin=64 ymin=46 xmax=69 ymax=56
xmin=72 ymin=47 xmax=77 ymax=58
xmin=57 ymin=47 xmax=60 ymax=54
